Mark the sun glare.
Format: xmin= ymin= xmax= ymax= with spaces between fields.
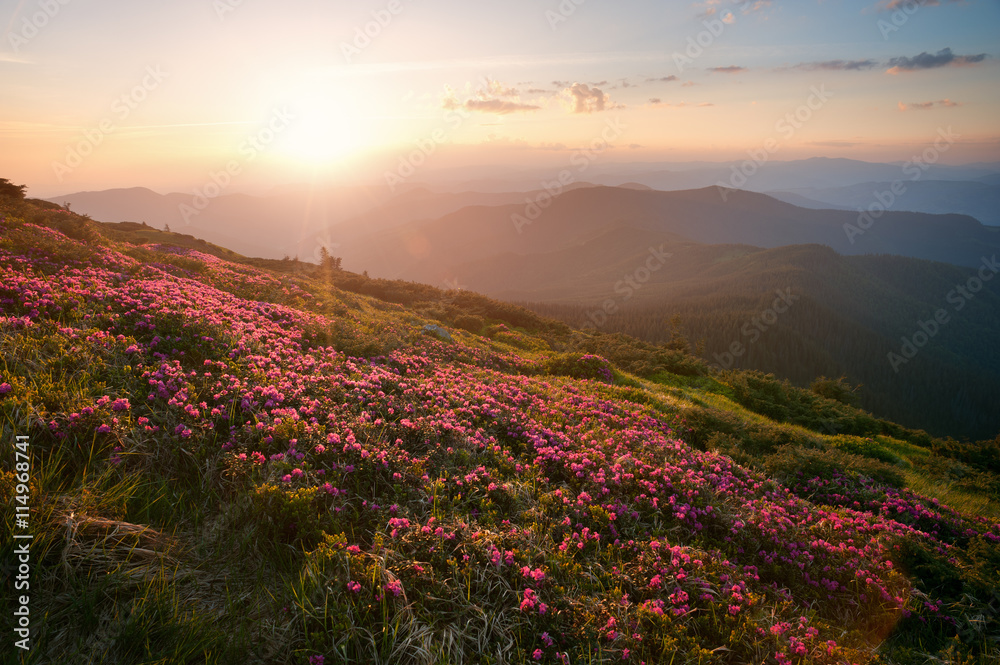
xmin=278 ymin=90 xmax=367 ymax=166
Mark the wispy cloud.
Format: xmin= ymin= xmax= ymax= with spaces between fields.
xmin=898 ymin=98 xmax=961 ymax=111
xmin=647 ymin=99 xmax=714 ymax=108
xmin=696 ymin=0 xmax=771 ymax=19
xmin=317 ymin=52 xmax=670 ymax=78
xmin=786 ymin=59 xmax=878 ymax=71
xmin=709 ymin=65 xmax=748 ymax=74
xmin=886 ymin=47 xmax=987 ymax=74
xmin=874 ymin=0 xmax=963 ymax=11
xmin=646 ymin=75 xmax=679 ymax=83
xmin=443 ymin=79 xmax=541 ymax=115
xmin=0 ymin=52 xmax=31 ymax=64
xmin=461 ymin=99 xmax=541 ymax=114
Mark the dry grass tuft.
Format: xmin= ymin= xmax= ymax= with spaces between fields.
xmin=57 ymin=510 xmax=211 ymax=586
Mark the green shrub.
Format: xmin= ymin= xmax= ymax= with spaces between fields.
xmin=542 ymin=352 xmax=614 ymax=383
xmin=828 ymin=434 xmax=903 ymax=465
xmin=453 ymin=313 xmax=484 ymax=334
xmin=250 ymin=484 xmax=324 ymax=549
xmin=810 ymin=375 xmax=860 ymax=406
xmin=765 ymin=444 xmax=906 ymax=489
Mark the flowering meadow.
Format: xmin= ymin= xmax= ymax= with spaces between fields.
xmin=2 ymin=204 xmax=999 ymax=665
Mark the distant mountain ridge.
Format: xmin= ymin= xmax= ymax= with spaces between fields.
xmin=337 ymin=186 xmax=1000 ymax=283
xmin=767 ymin=180 xmax=1000 ymax=226
xmin=514 ymin=238 xmax=1000 ymax=440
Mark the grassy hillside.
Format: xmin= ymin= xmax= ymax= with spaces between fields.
xmin=2 ymin=193 xmax=1000 ymax=665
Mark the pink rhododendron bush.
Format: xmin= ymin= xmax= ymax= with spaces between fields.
xmin=2 ymin=215 xmax=999 ymax=665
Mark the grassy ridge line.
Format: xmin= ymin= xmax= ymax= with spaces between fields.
xmin=0 ymin=197 xmax=998 ymax=664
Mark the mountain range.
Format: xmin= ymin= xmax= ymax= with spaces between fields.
xmin=43 ymin=161 xmax=1000 ymax=439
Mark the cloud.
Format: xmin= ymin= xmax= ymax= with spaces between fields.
xmin=874 ymin=0 xmax=962 ymax=11
xmin=646 ymin=75 xmax=679 ymax=83
xmin=898 ymin=98 xmax=961 ymax=111
xmin=787 ymin=59 xmax=878 ymax=71
xmin=0 ymin=53 xmax=31 ymax=64
xmin=709 ymin=65 xmax=748 ymax=74
xmin=462 ymin=99 xmax=542 ymax=114
xmin=682 ymin=81 xmax=697 ymax=87
xmin=563 ymin=83 xmax=622 ymax=114
xmin=743 ymin=0 xmax=772 ymax=12
xmin=886 ymin=47 xmax=987 ymax=74
xmin=480 ymin=78 xmax=521 ymax=98
xmin=647 ymin=99 xmax=714 ymax=108
xmin=443 ymin=79 xmax=541 ymax=115
xmin=696 ymin=0 xmax=769 ymax=19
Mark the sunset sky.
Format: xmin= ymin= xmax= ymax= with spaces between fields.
xmin=2 ymin=0 xmax=998 ymax=197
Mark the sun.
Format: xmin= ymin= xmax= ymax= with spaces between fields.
xmin=278 ymin=90 xmax=368 ymax=166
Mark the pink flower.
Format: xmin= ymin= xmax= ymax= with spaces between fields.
xmin=385 ymin=579 xmax=403 ymax=597
xmin=0 ymin=383 xmax=13 ymax=394
xmin=532 ymin=649 xmax=543 ymax=660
